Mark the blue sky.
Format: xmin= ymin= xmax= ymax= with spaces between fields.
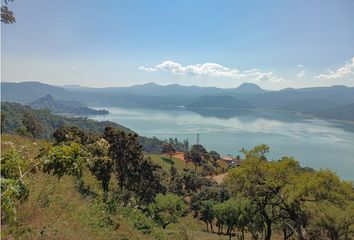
xmin=2 ymin=0 xmax=354 ymax=89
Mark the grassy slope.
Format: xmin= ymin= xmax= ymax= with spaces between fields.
xmin=1 ymin=134 xmax=152 ymax=240
xmin=2 ymin=134 xmax=280 ymax=240
xmin=1 ymin=134 xmax=233 ymax=240
xmin=148 ymin=154 xmax=229 ymax=175
xmin=148 ymin=154 xmax=195 ymax=173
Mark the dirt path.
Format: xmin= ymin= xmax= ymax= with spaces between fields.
xmin=212 ymin=173 xmax=228 ymax=184
xmin=172 ymin=152 xmax=185 ymax=161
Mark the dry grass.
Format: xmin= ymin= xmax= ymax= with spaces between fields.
xmin=1 ymin=134 xmax=284 ymax=240
xmin=1 ymin=134 xmax=150 ymax=240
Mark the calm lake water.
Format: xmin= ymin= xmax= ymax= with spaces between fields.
xmin=89 ymin=107 xmax=354 ymax=180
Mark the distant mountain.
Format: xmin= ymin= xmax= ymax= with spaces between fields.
xmin=1 ymin=81 xmax=72 ymax=103
xmin=29 ymin=94 xmax=109 ymax=115
xmin=2 ymin=81 xmax=354 ymax=122
xmin=247 ymin=85 xmax=354 ymax=107
xmin=61 ymin=82 xmax=268 ymax=96
xmin=233 ymin=83 xmax=268 ymax=94
xmin=276 ymin=98 xmax=340 ymax=112
xmin=62 ymin=82 xmax=227 ymax=97
xmin=187 ymin=95 xmax=254 ymax=110
xmin=309 ymin=103 xmax=354 ymax=121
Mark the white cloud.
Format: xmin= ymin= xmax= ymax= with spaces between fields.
xmin=296 ymin=70 xmax=306 ymax=78
xmin=316 ymin=57 xmax=354 ymax=79
xmin=139 ymin=60 xmax=283 ymax=82
xmin=297 ymin=64 xmax=304 ymax=68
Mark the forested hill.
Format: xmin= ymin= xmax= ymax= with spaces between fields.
xmin=309 ymin=103 xmax=354 ymax=121
xmin=29 ymin=94 xmax=109 ymax=115
xmin=1 ymin=101 xmax=164 ymax=152
xmin=2 ymin=81 xmax=354 ymax=121
xmin=187 ymin=95 xmax=254 ymax=110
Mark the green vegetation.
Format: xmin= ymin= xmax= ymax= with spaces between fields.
xmin=29 ymin=94 xmax=109 ymax=115
xmin=22 ymin=110 xmax=43 ymax=139
xmin=149 ymin=193 xmax=186 ymax=229
xmin=1 ymin=0 xmax=16 ymax=24
xmin=1 ymin=102 xmax=130 ymax=139
xmin=1 ymin=121 xmax=353 ymax=239
xmin=1 ymin=101 xmax=167 ymax=152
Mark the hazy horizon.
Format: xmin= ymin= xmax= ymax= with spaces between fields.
xmin=3 ymin=80 xmax=354 ymax=91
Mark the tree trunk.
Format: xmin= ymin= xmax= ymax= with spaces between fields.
xmin=283 ymin=227 xmax=287 ymax=240
xmin=294 ymin=225 xmax=309 ymax=240
xmin=210 ymin=222 xmax=214 ymax=233
xmin=265 ymin=221 xmax=272 ymax=240
xmin=205 ymin=222 xmax=209 ymax=232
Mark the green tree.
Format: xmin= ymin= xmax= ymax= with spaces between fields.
xmin=200 ymin=200 xmax=216 ymax=232
xmin=189 ymin=144 xmax=208 ymax=171
xmin=1 ymin=112 xmax=6 ymax=132
xmin=240 ymin=144 xmax=269 ymax=161
xmin=162 ymin=142 xmax=176 ymax=161
xmin=1 ymin=0 xmax=15 ymax=24
xmin=22 ymin=111 xmax=43 ymax=139
xmin=104 ymin=126 xmax=166 ymax=203
xmin=209 ymin=150 xmax=220 ymax=162
xmin=213 ymin=199 xmax=239 ymax=239
xmin=0 ymin=150 xmax=32 ymax=224
xmin=53 ymin=126 xmax=88 ymax=144
xmin=168 ymin=165 xmax=184 ymax=195
xmin=130 ymin=158 xmax=167 ymax=204
xmin=226 ymin=146 xmax=354 ymax=240
xmin=87 ymin=138 xmax=113 ymax=201
xmin=104 ymin=126 xmax=142 ymax=190
xmin=42 ymin=142 xmax=86 ymax=179
xmin=190 ymin=184 xmax=230 ymax=216
xmin=149 ymin=193 xmax=186 ymax=229
xmin=281 ymin=170 xmax=354 ymax=240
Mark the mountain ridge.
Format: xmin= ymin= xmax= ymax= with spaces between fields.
xmin=29 ymin=94 xmax=109 ymax=115
xmin=2 ymin=81 xmax=354 ymax=121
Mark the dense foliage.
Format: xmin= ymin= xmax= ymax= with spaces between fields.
xmin=1 ymin=101 xmax=170 ymax=153
xmin=1 ymin=123 xmax=353 ymax=239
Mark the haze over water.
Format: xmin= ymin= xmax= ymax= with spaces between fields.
xmin=89 ymin=107 xmax=354 ymax=180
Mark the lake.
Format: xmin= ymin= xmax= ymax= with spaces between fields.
xmin=89 ymin=107 xmax=354 ymax=180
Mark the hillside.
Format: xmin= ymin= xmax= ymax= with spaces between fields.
xmin=1 ymin=81 xmax=73 ymax=103
xmin=275 ymin=98 xmax=340 ymax=112
xmin=1 ymin=134 xmax=230 ymax=240
xmin=0 ymin=101 xmax=164 ymax=152
xmin=248 ymin=85 xmax=354 ymax=108
xmin=232 ymin=82 xmax=267 ymax=94
xmin=2 ymin=81 xmax=354 ymax=121
xmin=310 ymin=103 xmax=354 ymax=121
xmin=2 ymin=132 xmax=353 ymax=240
xmin=29 ymin=94 xmax=109 ymax=115
xmin=187 ymin=95 xmax=254 ymax=110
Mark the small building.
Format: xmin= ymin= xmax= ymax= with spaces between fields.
xmin=222 ymin=155 xmax=242 ymax=167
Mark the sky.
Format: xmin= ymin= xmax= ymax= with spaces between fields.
xmin=1 ymin=0 xmax=354 ymax=90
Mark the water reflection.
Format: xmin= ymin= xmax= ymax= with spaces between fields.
xmin=90 ymin=106 xmax=354 ymax=179
xmin=190 ymin=108 xmax=354 ymax=133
